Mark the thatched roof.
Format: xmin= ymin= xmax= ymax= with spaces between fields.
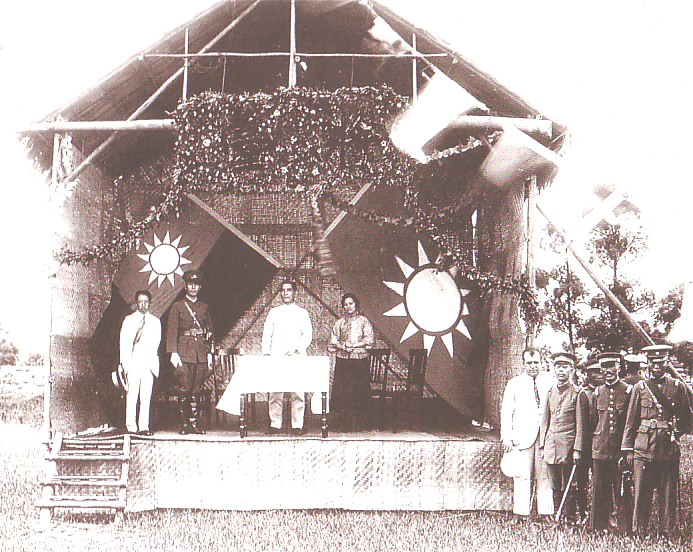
xmin=26 ymin=0 xmax=566 ymax=176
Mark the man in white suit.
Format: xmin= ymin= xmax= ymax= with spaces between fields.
xmin=119 ymin=290 xmax=161 ymax=435
xmin=262 ymin=280 xmax=313 ymax=435
xmin=501 ymin=347 xmax=555 ymax=517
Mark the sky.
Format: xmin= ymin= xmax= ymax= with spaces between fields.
xmin=1 ymin=0 xmax=692 ymax=352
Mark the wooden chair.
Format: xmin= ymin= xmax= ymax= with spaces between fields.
xmin=404 ymin=348 xmax=438 ymax=429
xmin=203 ymin=348 xmax=238 ymax=427
xmin=368 ymin=348 xmax=394 ymax=431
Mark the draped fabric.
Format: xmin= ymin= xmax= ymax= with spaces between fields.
xmin=113 ymin=196 xmax=224 ymax=317
xmin=327 ymin=186 xmax=486 ymax=418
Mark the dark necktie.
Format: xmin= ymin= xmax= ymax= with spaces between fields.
xmin=132 ymin=315 xmax=146 ymax=352
xmin=533 ymin=376 xmax=540 ymax=407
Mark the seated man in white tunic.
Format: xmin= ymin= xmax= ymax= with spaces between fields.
xmin=119 ymin=289 xmax=161 ymax=435
xmin=261 ymin=280 xmax=313 ymax=435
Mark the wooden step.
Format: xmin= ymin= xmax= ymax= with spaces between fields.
xmin=36 ymin=498 xmax=126 ymax=509
xmin=47 ymin=453 xmax=129 ymax=461
xmin=43 ymin=476 xmax=126 ymax=487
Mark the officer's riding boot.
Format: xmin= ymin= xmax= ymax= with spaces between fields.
xmin=178 ymin=396 xmax=191 ymax=435
xmin=189 ymin=394 xmax=206 ymax=435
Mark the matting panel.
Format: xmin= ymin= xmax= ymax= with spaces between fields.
xmin=127 ymin=436 xmax=511 ymax=511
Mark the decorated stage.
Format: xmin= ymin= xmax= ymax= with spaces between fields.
xmin=125 ymin=429 xmax=512 ymax=512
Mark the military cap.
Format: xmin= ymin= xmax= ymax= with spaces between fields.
xmin=585 ymin=361 xmax=602 ymax=372
xmin=183 ymin=270 xmax=203 ymax=283
xmin=624 ymin=353 xmax=646 ymax=364
xmin=551 ymin=351 xmax=577 ymax=365
xmin=597 ymin=352 xmax=622 ymax=366
xmin=641 ymin=344 xmax=672 ymax=362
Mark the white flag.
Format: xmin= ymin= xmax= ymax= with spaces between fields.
xmin=390 ymin=71 xmax=482 ymax=163
xmin=479 ymin=125 xmax=561 ymax=188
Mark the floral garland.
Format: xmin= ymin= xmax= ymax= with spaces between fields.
xmin=55 ymin=85 xmax=539 ymax=327
xmin=322 ymin=189 xmax=540 ymax=329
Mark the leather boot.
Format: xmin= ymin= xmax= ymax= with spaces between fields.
xmin=179 ymin=396 xmax=191 ymax=435
xmin=189 ymin=395 xmax=206 ymax=435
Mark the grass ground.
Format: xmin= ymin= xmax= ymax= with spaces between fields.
xmin=0 ymin=368 xmax=690 ymax=551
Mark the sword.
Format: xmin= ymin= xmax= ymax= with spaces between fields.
xmin=554 ymin=464 xmax=577 ymax=522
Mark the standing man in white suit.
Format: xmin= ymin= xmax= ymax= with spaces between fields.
xmin=501 ymin=347 xmax=555 ymax=517
xmin=262 ymin=280 xmax=313 ymax=435
xmin=119 ymin=289 xmax=161 ymax=436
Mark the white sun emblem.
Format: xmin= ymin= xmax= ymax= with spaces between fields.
xmin=138 ymin=231 xmax=192 ymax=287
xmin=383 ymin=241 xmax=471 ymax=357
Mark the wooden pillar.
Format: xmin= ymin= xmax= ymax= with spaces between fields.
xmin=479 ymin=183 xmax=526 ymax=426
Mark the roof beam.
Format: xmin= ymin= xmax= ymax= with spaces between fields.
xmin=54 ymin=0 xmax=263 ymax=186
xmin=17 ymin=116 xmax=552 ymax=137
xmin=140 ymin=52 xmax=448 ymax=59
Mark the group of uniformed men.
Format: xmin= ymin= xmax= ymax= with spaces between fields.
xmin=501 ymin=345 xmax=692 ymax=537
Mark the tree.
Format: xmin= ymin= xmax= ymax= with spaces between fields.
xmin=577 ymin=216 xmax=654 ymax=354
xmin=0 ymin=325 xmax=18 ymax=365
xmin=540 ymin=262 xmax=588 ymax=351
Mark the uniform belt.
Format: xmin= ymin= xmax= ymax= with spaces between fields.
xmin=640 ymin=419 xmax=670 ymax=430
xmin=183 ymin=329 xmax=205 ymax=337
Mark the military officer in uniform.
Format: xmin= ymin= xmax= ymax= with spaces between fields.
xmin=166 ymin=270 xmax=214 ymax=435
xmin=574 ymin=358 xmax=604 ymax=523
xmin=622 ymin=353 xmax=645 ymax=386
xmin=540 ymin=351 xmax=587 ymax=520
xmin=621 ymin=344 xmax=692 ymax=537
xmin=589 ymin=352 xmax=632 ymax=533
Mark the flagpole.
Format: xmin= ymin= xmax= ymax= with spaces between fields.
xmin=537 ymin=203 xmax=693 ymax=394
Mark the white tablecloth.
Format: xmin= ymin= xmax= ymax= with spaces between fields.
xmin=215 ymin=355 xmax=330 ymax=416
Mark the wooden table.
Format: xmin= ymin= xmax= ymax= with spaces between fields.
xmin=216 ymin=356 xmax=330 ymax=437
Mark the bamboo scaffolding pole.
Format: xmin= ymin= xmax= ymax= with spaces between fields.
xmin=526 ymin=175 xmax=537 ymax=346
xmin=288 ymin=0 xmax=297 ymax=87
xmin=537 ymin=203 xmax=693 ymax=394
xmin=55 ymin=0 xmax=263 ymax=187
xmin=141 ymin=51 xmax=448 ymax=59
xmin=17 ymin=116 xmax=550 ymax=135
xmin=182 ymin=28 xmax=189 ymax=101
xmin=19 ymin=120 xmax=175 ymax=132
xmin=412 ymin=34 xmax=418 ymax=102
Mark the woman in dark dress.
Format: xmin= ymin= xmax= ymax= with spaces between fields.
xmin=329 ymin=293 xmax=375 ymax=431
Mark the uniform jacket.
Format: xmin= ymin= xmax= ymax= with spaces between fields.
xmin=621 ymin=374 xmax=691 ymax=461
xmin=119 ymin=311 xmax=161 ymax=376
xmin=500 ymin=371 xmax=553 ymax=450
xmin=540 ymin=383 xmax=585 ymax=464
xmin=589 ymin=380 xmax=631 ymax=460
xmin=165 ymin=298 xmax=213 ymax=363
xmin=574 ymin=385 xmax=596 ymax=457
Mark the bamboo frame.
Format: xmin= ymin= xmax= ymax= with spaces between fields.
xmin=18 ymin=116 xmax=551 ymax=136
xmin=288 ymin=0 xmax=297 ymax=88
xmin=55 ymin=0 xmax=263 ymax=188
xmin=141 ymin=52 xmax=448 ymax=59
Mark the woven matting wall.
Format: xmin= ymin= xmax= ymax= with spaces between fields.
xmin=127 ymin=437 xmax=512 ymax=511
xmin=51 ymin=139 xmax=120 ymax=433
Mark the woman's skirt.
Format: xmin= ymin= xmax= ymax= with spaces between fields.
xmin=330 ymin=357 xmax=372 ymax=431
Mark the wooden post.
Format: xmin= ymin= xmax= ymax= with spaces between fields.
xmin=182 ymin=28 xmax=189 ymax=101
xmin=288 ymin=0 xmax=297 ymax=87
xmin=525 ymin=176 xmax=537 ymax=346
xmin=55 ymin=0 xmax=263 ymax=188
